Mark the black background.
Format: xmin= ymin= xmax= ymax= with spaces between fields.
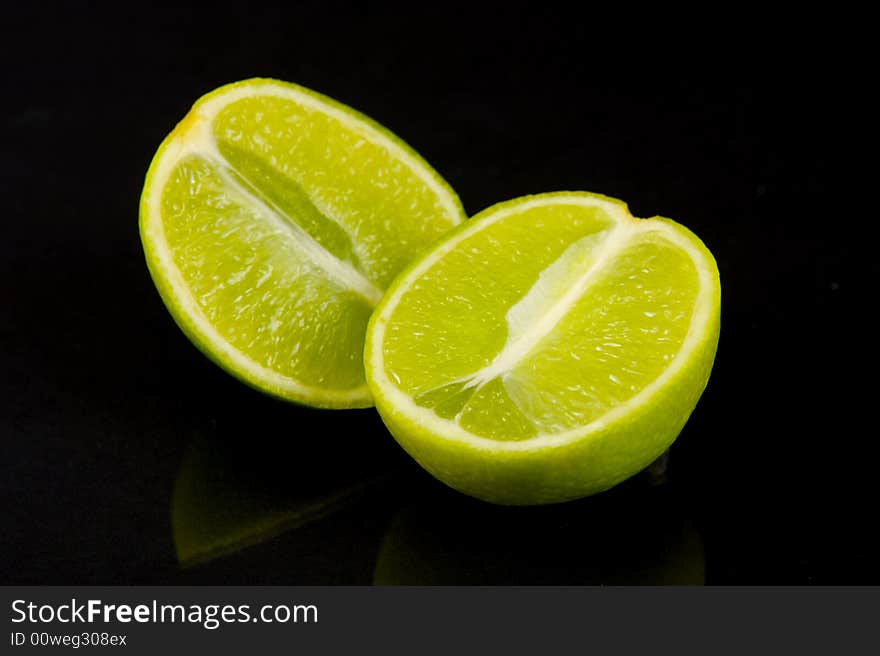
xmin=1 ymin=4 xmax=872 ymax=584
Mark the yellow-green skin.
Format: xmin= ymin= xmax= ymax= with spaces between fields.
xmin=365 ymin=193 xmax=720 ymax=505
xmin=139 ymin=79 xmax=465 ymax=409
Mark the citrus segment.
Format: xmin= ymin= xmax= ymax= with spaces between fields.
xmin=140 ymin=79 xmax=465 ymax=407
xmin=366 ymin=192 xmax=720 ymax=504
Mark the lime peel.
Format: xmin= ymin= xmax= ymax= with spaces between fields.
xmin=365 ymin=192 xmax=720 ymax=504
xmin=140 ymin=78 xmax=464 ymax=408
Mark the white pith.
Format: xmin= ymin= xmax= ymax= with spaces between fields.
xmin=206 ymin=154 xmax=384 ymax=306
xmin=445 ymin=223 xmax=632 ymax=394
xmin=142 ymin=80 xmax=463 ymax=404
xmin=368 ymin=194 xmax=717 ymax=450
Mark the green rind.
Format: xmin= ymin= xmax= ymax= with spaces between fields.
xmin=139 ymin=78 xmax=465 ymax=409
xmin=185 ymin=78 xmax=465 ymax=226
xmin=141 ymin=226 xmax=366 ymax=407
xmin=365 ymin=193 xmax=720 ymax=504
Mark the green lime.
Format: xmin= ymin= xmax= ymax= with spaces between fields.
xmin=365 ymin=192 xmax=720 ymax=504
xmin=140 ymin=78 xmax=464 ymax=408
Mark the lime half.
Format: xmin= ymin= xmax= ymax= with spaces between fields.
xmin=365 ymin=192 xmax=720 ymax=504
xmin=140 ymin=79 xmax=464 ymax=407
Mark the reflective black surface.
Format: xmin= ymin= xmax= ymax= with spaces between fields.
xmin=2 ymin=5 xmax=872 ymax=584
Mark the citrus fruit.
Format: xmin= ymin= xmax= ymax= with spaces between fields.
xmin=365 ymin=192 xmax=720 ymax=505
xmin=140 ymin=78 xmax=464 ymax=408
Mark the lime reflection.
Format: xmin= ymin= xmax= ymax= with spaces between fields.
xmin=171 ymin=418 xmax=395 ymax=568
xmin=374 ymin=471 xmax=704 ymax=585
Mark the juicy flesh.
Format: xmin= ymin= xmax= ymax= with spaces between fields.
xmin=159 ymin=95 xmax=457 ymax=391
xmin=212 ymin=96 xmax=455 ymax=289
xmin=383 ymin=204 xmax=700 ymax=440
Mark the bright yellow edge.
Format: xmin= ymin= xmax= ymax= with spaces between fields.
xmin=366 ymin=191 xmax=720 ymax=448
xmin=140 ymin=78 xmax=465 ymax=408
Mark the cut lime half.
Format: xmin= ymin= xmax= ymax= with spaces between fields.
xmin=365 ymin=192 xmax=720 ymax=504
xmin=140 ymin=78 xmax=464 ymax=408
